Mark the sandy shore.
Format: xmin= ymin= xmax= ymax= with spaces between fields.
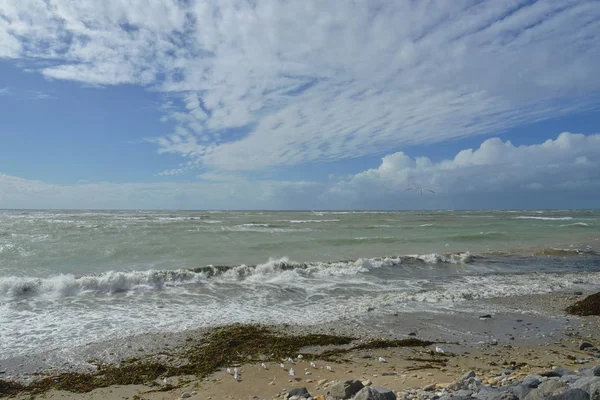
xmin=2 ymin=290 xmax=600 ymax=400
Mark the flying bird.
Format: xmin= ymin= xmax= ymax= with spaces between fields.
xmin=406 ymin=187 xmax=435 ymax=195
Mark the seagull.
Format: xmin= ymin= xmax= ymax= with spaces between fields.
xmin=435 ymin=346 xmax=445 ymax=353
xmin=162 ymin=377 xmax=169 ymax=386
xmin=289 ymin=368 xmax=295 ymax=376
xmin=406 ymin=187 xmax=435 ymax=195
xmin=297 ymin=354 xmax=303 ymax=359
xmin=287 ymin=357 xmax=295 ymax=364
xmin=378 ymin=357 xmax=387 ymax=363
xmin=326 ymin=365 xmax=333 ymax=371
xmin=305 ymin=371 xmax=312 ymax=376
xmin=310 ymin=361 xmax=316 ymax=368
xmin=233 ymin=367 xmax=239 ymax=380
xmin=260 ymin=363 xmax=267 ymax=369
xmin=280 ymin=363 xmax=285 ymax=369
xmin=226 ymin=368 xmax=231 ymax=374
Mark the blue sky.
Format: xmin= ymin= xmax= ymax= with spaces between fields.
xmin=1 ymin=0 xmax=599 ymax=210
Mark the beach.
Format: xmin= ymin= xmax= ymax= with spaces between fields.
xmin=2 ymin=290 xmax=600 ymax=399
xmin=1 ymin=210 xmax=600 ymax=399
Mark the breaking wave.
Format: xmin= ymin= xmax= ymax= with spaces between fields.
xmin=0 ymin=252 xmax=477 ymax=300
xmin=515 ymin=216 xmax=573 ymax=221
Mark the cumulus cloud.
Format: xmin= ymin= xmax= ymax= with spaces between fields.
xmin=2 ymin=133 xmax=599 ymax=210
xmin=326 ymin=132 xmax=600 ymax=209
xmin=1 ymin=1 xmax=599 ymax=173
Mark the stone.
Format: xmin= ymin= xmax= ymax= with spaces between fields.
xmin=455 ymin=390 xmax=473 ymax=398
xmin=488 ymin=378 xmax=499 ymax=386
xmin=328 ymin=380 xmax=364 ymax=399
xmin=546 ymin=389 xmax=590 ymax=400
xmin=552 ymin=367 xmax=576 ymax=377
xmin=507 ymin=383 xmax=534 ymax=400
xmin=540 ymin=371 xmax=562 ymax=378
xmin=462 ymin=371 xmax=477 ymax=380
xmin=523 ymin=380 xmax=568 ymax=400
xmin=581 ymin=343 xmax=595 ymax=351
xmin=353 ymin=387 xmax=397 ymax=400
xmin=181 ymin=393 xmax=192 ymax=399
xmin=424 ymin=384 xmax=436 ymax=392
xmin=475 ymin=386 xmax=503 ymax=400
xmin=318 ymin=379 xmax=328 ymax=385
xmin=362 ymin=380 xmax=373 ymax=387
xmin=521 ymin=375 xmax=542 ymax=388
xmin=572 ymin=377 xmax=600 ymax=394
xmin=593 ymin=365 xmax=600 ymax=377
xmin=490 ymin=393 xmax=518 ymax=400
xmin=288 ymin=388 xmax=311 ymax=399
xmin=480 ymin=315 xmax=493 ymax=320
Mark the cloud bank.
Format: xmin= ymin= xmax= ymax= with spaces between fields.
xmin=1 ymin=1 xmax=599 ymax=174
xmin=2 ymin=133 xmax=598 ymax=209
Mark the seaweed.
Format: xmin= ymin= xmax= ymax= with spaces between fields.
xmin=566 ymin=292 xmax=600 ymax=316
xmin=0 ymin=324 xmax=435 ymax=397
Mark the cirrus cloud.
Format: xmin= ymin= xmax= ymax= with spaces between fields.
xmin=1 ymin=1 xmax=599 ymax=174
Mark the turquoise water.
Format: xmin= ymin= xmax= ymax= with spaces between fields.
xmin=1 ymin=209 xmax=599 ymax=358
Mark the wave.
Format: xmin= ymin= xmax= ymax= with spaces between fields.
xmin=221 ymin=226 xmax=312 ymax=233
xmin=515 ymin=216 xmax=573 ymax=221
xmin=448 ymin=231 xmax=508 ymax=241
xmin=532 ymin=247 xmax=599 ymax=257
xmin=392 ymin=271 xmax=600 ymax=304
xmin=283 ymin=219 xmax=340 ymax=224
xmin=559 ymin=222 xmax=589 ymax=228
xmin=0 ymin=253 xmax=477 ymax=300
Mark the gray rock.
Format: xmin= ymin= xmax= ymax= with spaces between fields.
xmin=560 ymin=376 xmax=581 ymax=384
xmin=522 ymin=375 xmax=542 ymax=388
xmin=180 ymin=393 xmax=192 ymax=399
xmin=288 ymin=387 xmax=311 ymax=398
xmin=581 ymin=343 xmax=595 ymax=351
xmin=540 ymin=371 xmax=562 ymax=378
xmin=490 ymin=393 xmax=518 ymax=400
xmin=523 ymin=380 xmax=568 ymax=400
xmin=462 ymin=371 xmax=477 ymax=380
xmin=328 ymin=380 xmax=364 ymax=399
xmin=475 ymin=386 xmax=502 ymax=400
xmin=546 ymin=389 xmax=590 ymax=400
xmin=572 ymin=377 xmax=600 ymax=400
xmin=353 ymin=387 xmax=397 ymax=400
xmin=593 ymin=365 xmax=600 ymax=377
xmin=455 ymin=390 xmax=473 ymax=397
xmin=507 ymin=383 xmax=534 ymax=400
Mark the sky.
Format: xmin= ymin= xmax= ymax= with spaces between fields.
xmin=0 ymin=0 xmax=599 ymax=210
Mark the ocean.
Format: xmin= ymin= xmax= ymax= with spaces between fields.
xmin=1 ymin=209 xmax=600 ymax=361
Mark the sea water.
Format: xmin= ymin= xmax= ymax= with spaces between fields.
xmin=1 ymin=209 xmax=599 ymax=359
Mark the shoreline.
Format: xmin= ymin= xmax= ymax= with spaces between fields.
xmin=2 ymin=290 xmax=600 ymax=399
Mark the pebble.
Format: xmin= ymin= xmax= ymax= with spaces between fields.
xmin=180 ymin=393 xmax=192 ymax=399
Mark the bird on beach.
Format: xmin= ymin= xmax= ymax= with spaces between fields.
xmin=435 ymin=346 xmax=445 ymax=353
xmin=378 ymin=357 xmax=387 ymax=363
xmin=287 ymin=357 xmax=295 ymax=364
xmin=406 ymin=187 xmax=435 ymax=195
xmin=233 ymin=369 xmax=239 ymax=381
xmin=226 ymin=368 xmax=231 ymax=374
xmin=326 ymin=365 xmax=333 ymax=371
xmin=260 ymin=362 xmax=267 ymax=369
xmin=310 ymin=361 xmax=316 ymax=368
xmin=289 ymin=368 xmax=295 ymax=376
xmin=280 ymin=363 xmax=285 ymax=369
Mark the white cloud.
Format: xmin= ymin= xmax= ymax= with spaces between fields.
xmin=1 ymin=1 xmax=599 ymax=173
xmin=326 ymin=132 xmax=600 ymax=209
xmin=2 ymin=133 xmax=599 ymax=210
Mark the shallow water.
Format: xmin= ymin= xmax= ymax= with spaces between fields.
xmin=1 ymin=209 xmax=599 ymax=358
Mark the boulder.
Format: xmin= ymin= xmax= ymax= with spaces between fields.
xmin=462 ymin=371 xmax=477 ymax=380
xmin=581 ymin=343 xmax=595 ymax=351
xmin=328 ymin=380 xmax=364 ymax=399
xmin=546 ymin=389 xmax=590 ymax=400
xmin=353 ymin=387 xmax=396 ymax=400
xmin=593 ymin=365 xmax=600 ymax=377
xmin=288 ymin=387 xmax=311 ymax=398
xmin=523 ymin=379 xmax=568 ymax=400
